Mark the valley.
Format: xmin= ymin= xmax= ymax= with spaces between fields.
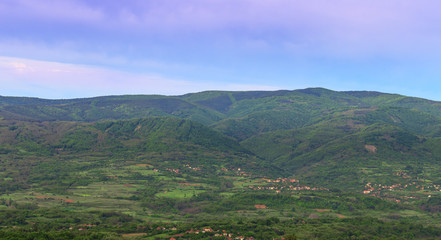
xmin=1 ymin=88 xmax=441 ymax=239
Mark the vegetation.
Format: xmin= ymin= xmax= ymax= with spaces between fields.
xmin=2 ymin=88 xmax=441 ymax=238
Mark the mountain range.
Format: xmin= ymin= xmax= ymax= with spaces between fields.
xmin=2 ymin=88 xmax=441 ymax=239
xmin=2 ymin=88 xmax=441 ymax=188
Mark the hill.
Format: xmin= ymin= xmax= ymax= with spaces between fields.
xmin=3 ymin=88 xmax=441 ymax=191
xmin=3 ymin=87 xmax=441 ymax=137
xmin=2 ymin=88 xmax=441 ymax=239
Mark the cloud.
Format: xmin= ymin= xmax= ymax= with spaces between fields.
xmin=2 ymin=0 xmax=441 ymax=101
xmin=0 ymin=57 xmax=280 ymax=98
xmin=0 ymin=0 xmax=104 ymax=23
xmin=0 ymin=57 xmax=188 ymax=98
xmin=3 ymin=0 xmax=441 ymax=58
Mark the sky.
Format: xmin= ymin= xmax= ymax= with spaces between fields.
xmin=1 ymin=0 xmax=441 ymax=100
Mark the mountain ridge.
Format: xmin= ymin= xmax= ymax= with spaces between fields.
xmin=3 ymin=88 xmax=441 ymax=238
xmin=3 ymin=87 xmax=441 ymax=189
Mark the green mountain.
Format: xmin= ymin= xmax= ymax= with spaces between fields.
xmin=2 ymin=88 xmax=441 ymax=239
xmin=3 ymin=88 xmax=441 ymax=187
xmin=0 ymin=117 xmax=262 ymax=169
xmin=3 ymin=88 xmax=441 ymax=136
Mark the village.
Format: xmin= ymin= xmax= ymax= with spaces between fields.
xmin=24 ymin=161 xmax=441 ymax=240
xmin=165 ymin=164 xmax=441 ymax=205
xmin=125 ymin=224 xmax=288 ymax=240
xmin=362 ymin=171 xmax=441 ymax=202
xmin=164 ymin=164 xmax=330 ymax=194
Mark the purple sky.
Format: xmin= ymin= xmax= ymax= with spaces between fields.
xmin=1 ymin=0 xmax=441 ymax=100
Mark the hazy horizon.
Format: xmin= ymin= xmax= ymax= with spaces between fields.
xmin=2 ymin=1 xmax=441 ymax=100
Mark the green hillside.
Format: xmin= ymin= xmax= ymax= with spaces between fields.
xmin=0 ymin=95 xmax=222 ymax=124
xmin=2 ymin=88 xmax=441 ymax=239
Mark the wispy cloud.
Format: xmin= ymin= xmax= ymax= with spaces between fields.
xmin=0 ymin=57 xmax=279 ymax=98
xmin=3 ymin=0 xmax=441 ymax=57
xmin=2 ymin=1 xmax=441 ymax=99
xmin=0 ymin=0 xmax=104 ymax=23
